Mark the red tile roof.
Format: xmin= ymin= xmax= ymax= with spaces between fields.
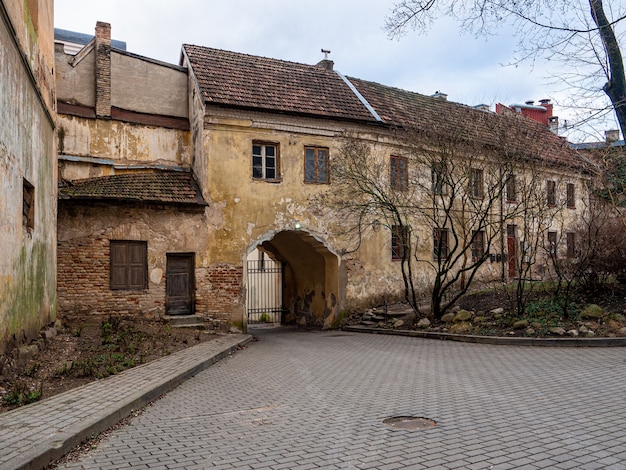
xmin=183 ymin=45 xmax=587 ymax=170
xmin=59 ymin=171 xmax=207 ymax=206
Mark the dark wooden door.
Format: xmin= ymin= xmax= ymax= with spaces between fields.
xmin=166 ymin=253 xmax=195 ymax=315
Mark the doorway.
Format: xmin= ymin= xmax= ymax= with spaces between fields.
xmin=166 ymin=253 xmax=195 ymax=315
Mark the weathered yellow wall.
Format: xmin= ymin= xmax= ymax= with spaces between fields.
xmin=0 ymin=0 xmax=56 ymax=354
xmin=57 ymin=114 xmax=192 ymax=172
xmin=201 ymin=106 xmax=590 ymax=318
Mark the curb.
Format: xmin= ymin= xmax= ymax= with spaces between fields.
xmin=4 ymin=334 xmax=253 ymax=470
xmin=342 ymin=325 xmax=626 ymax=347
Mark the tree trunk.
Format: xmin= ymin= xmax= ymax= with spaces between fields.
xmin=590 ymin=0 xmax=626 ymax=140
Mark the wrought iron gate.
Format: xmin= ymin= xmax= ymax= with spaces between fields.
xmin=246 ymin=257 xmax=283 ymax=324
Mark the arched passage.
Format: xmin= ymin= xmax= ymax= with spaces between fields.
xmin=245 ymin=230 xmax=342 ymax=328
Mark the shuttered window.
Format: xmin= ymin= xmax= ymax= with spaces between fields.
xmin=110 ymin=241 xmax=147 ymax=290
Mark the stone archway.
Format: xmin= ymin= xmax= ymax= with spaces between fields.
xmin=246 ymin=230 xmax=342 ymax=328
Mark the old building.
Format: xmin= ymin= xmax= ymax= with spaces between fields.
xmin=55 ymin=23 xmax=215 ymax=322
xmin=0 ymin=0 xmax=57 ymax=354
xmin=55 ymin=23 xmax=590 ymax=331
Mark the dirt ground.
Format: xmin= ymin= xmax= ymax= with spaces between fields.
xmin=0 ymin=315 xmax=221 ymax=414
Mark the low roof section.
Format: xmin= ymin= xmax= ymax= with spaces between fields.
xmin=183 ymin=45 xmax=588 ymax=172
xmin=58 ymin=170 xmax=208 ymax=208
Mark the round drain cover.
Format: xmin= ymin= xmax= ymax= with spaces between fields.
xmin=383 ymin=416 xmax=437 ymax=430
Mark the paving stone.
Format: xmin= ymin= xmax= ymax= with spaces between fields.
xmin=8 ymin=328 xmax=621 ymax=470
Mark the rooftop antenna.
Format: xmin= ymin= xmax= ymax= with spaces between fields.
xmin=321 ymin=48 xmax=331 ymax=60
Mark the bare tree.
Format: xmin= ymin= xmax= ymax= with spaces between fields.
xmin=321 ymin=129 xmax=526 ymax=320
xmin=385 ymin=0 xmax=626 ymax=140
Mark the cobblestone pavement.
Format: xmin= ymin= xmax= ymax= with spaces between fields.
xmin=59 ymin=328 xmax=626 ymax=469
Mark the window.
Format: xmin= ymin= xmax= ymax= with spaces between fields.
xmin=252 ymin=142 xmax=279 ymax=180
xmin=547 ymin=180 xmax=556 ymax=207
xmin=567 ymin=183 xmax=576 ymax=209
xmin=390 ymin=155 xmax=408 ymax=190
xmin=431 ymin=165 xmax=445 ymax=194
xmin=506 ymin=174 xmax=517 ymax=203
xmin=567 ymin=232 xmax=576 ymax=258
xmin=110 ymin=241 xmax=148 ymax=290
xmin=433 ymin=228 xmax=449 ymax=261
xmin=391 ymin=225 xmax=409 ymax=260
xmin=471 ymin=230 xmax=485 ymax=262
xmin=470 ymin=168 xmax=484 ymax=198
xmin=547 ymin=231 xmax=557 ymax=258
xmin=23 ymin=178 xmax=34 ymax=231
xmin=304 ymin=146 xmax=329 ymax=183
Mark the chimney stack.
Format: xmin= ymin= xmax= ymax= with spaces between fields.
xmin=95 ymin=21 xmax=111 ymax=118
xmin=606 ymin=129 xmax=620 ymax=143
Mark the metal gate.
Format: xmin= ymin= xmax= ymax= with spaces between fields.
xmin=246 ymin=257 xmax=283 ymax=324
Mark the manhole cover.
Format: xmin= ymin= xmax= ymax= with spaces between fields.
xmin=383 ymin=416 xmax=437 ymax=430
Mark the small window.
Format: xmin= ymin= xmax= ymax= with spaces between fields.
xmin=547 ymin=180 xmax=556 ymax=207
xmin=304 ymin=146 xmax=329 ymax=184
xmin=470 ymin=168 xmax=484 ymax=198
xmin=433 ymin=228 xmax=449 ymax=261
xmin=471 ymin=230 xmax=485 ymax=262
xmin=506 ymin=174 xmax=517 ymax=203
xmin=110 ymin=241 xmax=148 ymax=290
xmin=252 ymin=142 xmax=279 ymax=181
xmin=547 ymin=231 xmax=557 ymax=257
xmin=391 ymin=225 xmax=409 ymax=260
xmin=23 ymin=178 xmax=35 ymax=231
xmin=567 ymin=232 xmax=576 ymax=258
xmin=566 ymin=183 xmax=576 ymax=209
xmin=390 ymin=155 xmax=408 ymax=190
xmin=431 ymin=165 xmax=445 ymax=194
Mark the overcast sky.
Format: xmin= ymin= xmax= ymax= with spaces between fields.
xmin=54 ymin=0 xmax=622 ymax=142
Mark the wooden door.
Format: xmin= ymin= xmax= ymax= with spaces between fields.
xmin=166 ymin=253 xmax=195 ymax=315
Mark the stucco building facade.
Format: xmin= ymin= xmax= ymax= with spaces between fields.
xmin=0 ymin=0 xmax=57 ymax=354
xmin=55 ymin=23 xmax=591 ymax=331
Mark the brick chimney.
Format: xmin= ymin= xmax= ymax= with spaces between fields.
xmin=316 ymin=59 xmax=334 ymax=71
xmin=95 ymin=21 xmax=111 ymax=118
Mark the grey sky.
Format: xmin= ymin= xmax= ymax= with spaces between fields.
xmin=54 ymin=0 xmax=622 ymax=141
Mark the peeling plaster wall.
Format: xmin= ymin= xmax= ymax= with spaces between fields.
xmin=0 ymin=0 xmax=56 ymax=354
xmin=57 ymin=114 xmax=192 ymax=173
xmin=201 ymin=106 xmax=591 ymax=320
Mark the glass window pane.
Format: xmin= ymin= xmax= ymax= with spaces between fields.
xmin=265 ymin=145 xmax=275 ymax=157
xmin=253 ymin=145 xmax=261 ymax=156
xmin=266 ymin=168 xmax=275 ymax=179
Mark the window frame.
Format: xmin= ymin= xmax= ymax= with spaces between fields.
xmin=431 ymin=165 xmax=445 ymax=195
xmin=390 ymin=155 xmax=408 ymax=190
xmin=547 ymin=180 xmax=557 ymax=207
xmin=433 ymin=228 xmax=449 ymax=261
xmin=110 ymin=240 xmax=148 ymax=291
xmin=547 ymin=231 xmax=558 ymax=258
xmin=23 ymin=178 xmax=35 ymax=231
xmin=470 ymin=168 xmax=484 ymax=199
xmin=566 ymin=232 xmax=576 ymax=258
xmin=566 ymin=183 xmax=576 ymax=209
xmin=506 ymin=174 xmax=517 ymax=203
xmin=252 ymin=141 xmax=280 ymax=182
xmin=304 ymin=146 xmax=330 ymax=184
xmin=471 ymin=230 xmax=485 ymax=262
xmin=391 ymin=225 xmax=409 ymax=261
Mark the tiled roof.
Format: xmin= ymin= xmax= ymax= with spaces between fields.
xmin=59 ymin=171 xmax=208 ymax=206
xmin=183 ymin=45 xmax=376 ymax=122
xmin=183 ymin=45 xmax=586 ymax=170
xmin=348 ymin=77 xmax=585 ymax=169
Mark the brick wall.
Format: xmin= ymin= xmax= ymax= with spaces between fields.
xmin=196 ymin=264 xmax=243 ymax=321
xmin=57 ymin=235 xmax=165 ymax=317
